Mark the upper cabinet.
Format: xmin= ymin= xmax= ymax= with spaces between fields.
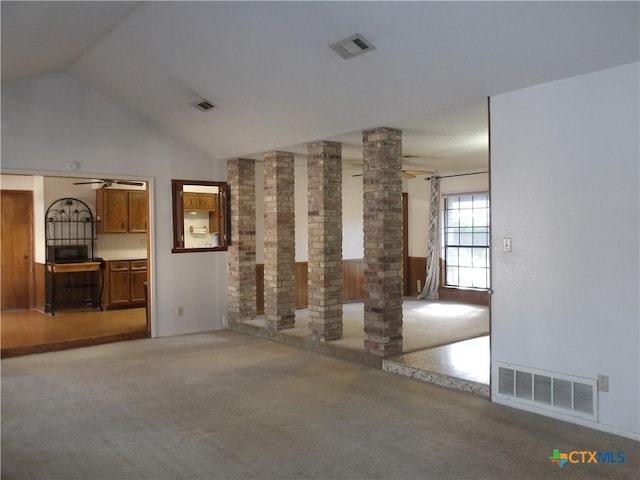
xmin=96 ymin=189 xmax=148 ymax=234
xmin=183 ymin=192 xmax=216 ymax=211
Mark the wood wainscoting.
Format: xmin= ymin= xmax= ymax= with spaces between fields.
xmin=255 ymin=256 xmax=488 ymax=314
xmin=407 ymin=256 xmax=490 ymax=306
xmin=255 ymin=259 xmax=366 ymax=315
xmin=407 ymin=256 xmax=427 ymax=296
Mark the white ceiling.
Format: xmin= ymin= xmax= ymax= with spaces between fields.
xmin=2 ymin=1 xmax=638 ymax=173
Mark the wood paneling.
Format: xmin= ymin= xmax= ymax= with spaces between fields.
xmin=295 ymin=262 xmax=308 ymax=309
xmin=35 ymin=263 xmax=46 ymax=311
xmin=343 ymin=258 xmax=365 ymax=302
xmin=255 ymin=259 xmax=365 ymax=315
xmin=408 ymin=256 xmax=427 ymax=296
xmin=253 ymin=256 xmax=489 ymax=315
xmin=438 ymin=286 xmax=491 ymax=306
xmin=256 ymin=264 xmax=264 ymax=315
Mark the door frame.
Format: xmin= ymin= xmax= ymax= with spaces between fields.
xmin=0 ymin=171 xmax=154 ymax=338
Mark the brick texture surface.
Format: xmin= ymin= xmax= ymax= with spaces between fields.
xmin=263 ymin=151 xmax=296 ymax=330
xmin=227 ymin=158 xmax=257 ymax=325
xmin=307 ymin=141 xmax=343 ymax=341
xmin=362 ymin=128 xmax=404 ymax=357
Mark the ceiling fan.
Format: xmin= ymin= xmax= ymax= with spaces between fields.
xmin=351 ymin=155 xmax=434 ymax=179
xmin=351 ymin=169 xmax=433 ymax=179
xmin=73 ymin=179 xmax=144 ymax=188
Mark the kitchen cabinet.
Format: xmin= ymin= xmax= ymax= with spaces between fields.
xmin=183 ymin=192 xmax=216 ymax=211
xmin=184 ymin=192 xmax=220 ymax=234
xmin=104 ymin=259 xmax=147 ymax=309
xmin=96 ymin=189 xmax=147 ymax=234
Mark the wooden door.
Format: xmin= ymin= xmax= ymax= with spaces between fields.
xmin=128 ymin=191 xmax=148 ymax=233
xmin=1 ymin=190 xmax=33 ymax=310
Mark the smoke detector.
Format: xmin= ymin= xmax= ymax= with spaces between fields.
xmin=330 ymin=33 xmax=375 ymax=60
xmin=191 ymin=99 xmax=218 ymax=112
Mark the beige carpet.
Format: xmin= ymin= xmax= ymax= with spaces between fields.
xmin=2 ymin=331 xmax=637 ymax=480
xmin=247 ymin=299 xmax=490 ymax=354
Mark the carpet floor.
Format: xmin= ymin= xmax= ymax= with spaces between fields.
xmin=246 ymin=299 xmax=490 ymax=353
xmin=2 ymin=331 xmax=637 ymax=480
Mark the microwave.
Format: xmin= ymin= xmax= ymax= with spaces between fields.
xmin=47 ymin=244 xmax=89 ymax=264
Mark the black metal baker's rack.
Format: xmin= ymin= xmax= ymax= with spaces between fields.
xmin=45 ymin=198 xmax=102 ymax=315
xmin=45 ymin=197 xmax=97 ymax=261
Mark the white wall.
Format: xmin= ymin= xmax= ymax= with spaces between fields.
xmin=490 ymin=63 xmax=639 ymax=439
xmin=1 ymin=73 xmax=229 ymax=337
xmin=254 ymin=158 xmax=364 ymax=263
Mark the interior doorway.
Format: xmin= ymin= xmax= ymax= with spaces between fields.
xmin=0 ymin=174 xmax=151 ymax=357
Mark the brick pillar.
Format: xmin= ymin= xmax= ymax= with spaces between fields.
xmin=307 ymin=141 xmax=343 ymax=341
xmin=362 ymin=127 xmax=403 ymax=357
xmin=227 ymin=158 xmax=257 ymax=325
xmin=264 ymin=151 xmax=296 ymax=330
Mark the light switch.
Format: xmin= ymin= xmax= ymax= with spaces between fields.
xmin=502 ymin=237 xmax=512 ymax=253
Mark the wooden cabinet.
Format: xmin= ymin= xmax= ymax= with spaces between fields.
xmin=96 ymin=189 xmax=148 ymax=234
xmin=130 ymin=260 xmax=147 ymax=303
xmin=183 ymin=192 xmax=216 ymax=211
xmin=128 ymin=192 xmax=148 ymax=233
xmin=104 ymin=259 xmax=147 ymax=309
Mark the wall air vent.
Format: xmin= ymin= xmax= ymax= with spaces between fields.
xmin=330 ymin=33 xmax=375 ymax=60
xmin=192 ymin=99 xmax=217 ymax=112
xmin=496 ymin=362 xmax=597 ymax=421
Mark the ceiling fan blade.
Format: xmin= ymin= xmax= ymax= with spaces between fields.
xmin=114 ymin=180 xmax=144 ymax=186
xmin=73 ymin=181 xmax=104 ymax=185
xmin=403 ymin=169 xmax=434 ymax=177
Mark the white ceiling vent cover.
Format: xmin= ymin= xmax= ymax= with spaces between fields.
xmin=496 ymin=362 xmax=597 ymax=421
xmin=330 ymin=33 xmax=375 ymax=59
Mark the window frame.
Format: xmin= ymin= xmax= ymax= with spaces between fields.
xmin=442 ymin=191 xmax=490 ymax=289
xmin=171 ymin=179 xmax=230 ymax=253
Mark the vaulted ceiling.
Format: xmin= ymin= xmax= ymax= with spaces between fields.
xmin=2 ymin=1 xmax=638 ymax=173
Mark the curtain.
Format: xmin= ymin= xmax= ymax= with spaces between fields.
xmin=418 ymin=176 xmax=440 ymax=300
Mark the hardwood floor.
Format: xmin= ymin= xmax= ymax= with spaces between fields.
xmin=1 ymin=307 xmax=148 ymax=358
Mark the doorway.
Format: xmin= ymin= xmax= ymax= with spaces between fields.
xmin=0 ymin=175 xmax=151 ymax=357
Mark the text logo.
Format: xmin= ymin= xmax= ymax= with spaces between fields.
xmin=549 ymin=449 xmax=625 ymax=468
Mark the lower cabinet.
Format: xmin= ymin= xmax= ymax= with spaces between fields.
xmin=104 ymin=259 xmax=147 ymax=309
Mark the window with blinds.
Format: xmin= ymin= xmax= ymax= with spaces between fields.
xmin=443 ymin=192 xmax=490 ymax=289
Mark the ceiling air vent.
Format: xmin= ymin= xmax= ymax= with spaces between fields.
xmin=330 ymin=33 xmax=375 ymax=60
xmin=192 ymin=99 xmax=217 ymax=112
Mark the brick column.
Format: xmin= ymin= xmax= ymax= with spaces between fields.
xmin=307 ymin=141 xmax=343 ymax=341
xmin=362 ymin=127 xmax=403 ymax=357
xmin=264 ymin=151 xmax=296 ymax=330
xmin=227 ymin=158 xmax=257 ymax=325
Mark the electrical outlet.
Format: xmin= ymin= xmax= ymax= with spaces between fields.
xmin=597 ymin=374 xmax=609 ymax=392
xmin=177 ymin=306 xmax=183 ymax=316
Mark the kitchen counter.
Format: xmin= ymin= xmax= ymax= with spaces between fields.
xmin=99 ymin=256 xmax=147 ymax=261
